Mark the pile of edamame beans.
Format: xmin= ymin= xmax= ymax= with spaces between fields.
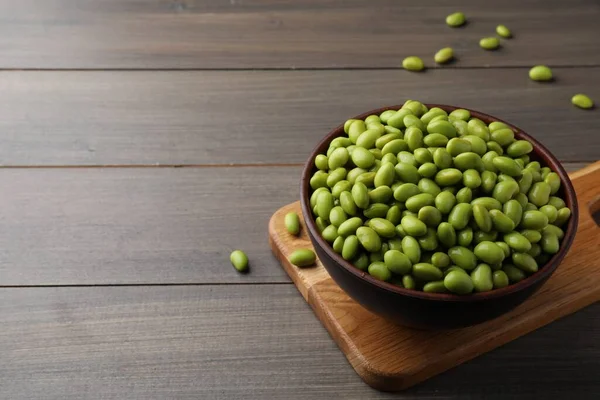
xmin=309 ymin=100 xmax=571 ymax=294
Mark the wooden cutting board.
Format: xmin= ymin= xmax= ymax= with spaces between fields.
xmin=268 ymin=161 xmax=600 ymax=391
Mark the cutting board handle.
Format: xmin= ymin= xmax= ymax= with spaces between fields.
xmin=569 ymin=161 xmax=600 ymax=233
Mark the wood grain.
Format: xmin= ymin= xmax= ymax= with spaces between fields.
xmin=0 ymin=70 xmax=598 ymax=166
xmin=0 ymin=0 xmax=599 ymax=69
xmin=0 ymin=285 xmax=598 ymax=400
xmin=269 ymin=162 xmax=600 ymax=391
xmin=0 ymin=163 xmax=586 ymax=286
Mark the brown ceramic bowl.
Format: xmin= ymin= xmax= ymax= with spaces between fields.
xmin=300 ymin=104 xmax=578 ymax=329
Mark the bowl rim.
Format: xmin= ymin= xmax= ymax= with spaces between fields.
xmin=300 ymin=103 xmax=579 ymax=303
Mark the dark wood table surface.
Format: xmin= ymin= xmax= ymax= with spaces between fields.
xmin=0 ymin=1 xmax=599 ymax=399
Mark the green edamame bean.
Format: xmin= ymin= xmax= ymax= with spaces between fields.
xmin=554 ymin=207 xmax=571 ymax=227
xmin=448 ymin=246 xmax=477 ymax=270
xmin=437 ymin=222 xmax=457 ymax=248
xmin=524 ymin=203 xmax=538 ymax=211
xmin=520 ymin=229 xmax=542 ymax=243
xmin=521 ymin=210 xmax=549 ymax=230
xmin=369 ymin=149 xmax=382 ymax=162
xmin=572 ymin=93 xmax=594 ymax=109
xmin=495 ymin=241 xmax=511 ymax=258
xmin=427 ymin=120 xmax=457 ymax=138
xmin=402 ymin=275 xmax=416 ymax=290
xmin=471 ymin=263 xmax=493 ymax=292
xmin=317 ymin=191 xmax=334 ymax=221
xmin=346 ymin=168 xmax=366 ymax=185
xmin=454 ymin=152 xmax=484 ymax=171
xmin=387 ymin=109 xmax=413 ymax=129
xmin=418 ymin=228 xmax=439 ymax=251
xmin=424 ymin=133 xmax=449 ymax=148
xmin=368 ymin=186 xmax=392 ymax=204
xmin=342 ymin=235 xmax=359 ymax=260
xmin=310 ymin=171 xmax=329 ymax=189
xmin=462 ymin=135 xmax=486 ymax=156
xmin=368 ymin=262 xmax=391 ymax=281
xmin=529 ymin=65 xmax=553 ymax=82
xmin=541 ymin=232 xmax=559 ymax=254
xmin=529 ymin=182 xmax=551 ymax=207
xmin=457 ymin=227 xmax=473 ymax=247
xmin=351 ymin=147 xmax=376 ymax=169
xmin=384 ymin=250 xmax=412 ymax=275
xmin=449 ymin=109 xmax=470 ymax=121
xmin=435 ymin=191 xmax=457 ymax=214
xmin=388 ymin=238 xmax=403 ymax=251
xmin=471 ymin=197 xmax=502 ymax=211
xmin=381 ymin=153 xmax=397 ymax=166
xmin=517 ymin=170 xmax=533 ymax=194
xmin=329 ymin=206 xmax=348 ymax=228
xmin=435 ymin=168 xmax=463 ymax=186
xmin=473 ymin=230 xmax=498 ymax=245
xmin=446 ymin=12 xmax=466 ymax=27
xmin=369 ymin=250 xmax=384 ymax=263
xmin=486 ymin=141 xmax=503 ymax=155
xmin=356 ymin=226 xmax=381 ymax=253
xmin=381 ymin=139 xmax=409 ymax=156
xmin=496 ymin=24 xmax=512 ymax=38
xmin=432 ymin=148 xmax=452 ymax=170
xmin=544 ymin=173 xmax=561 ymax=195
xmin=315 ymin=154 xmax=329 ymax=171
xmin=446 ymin=138 xmax=472 ymax=157
xmin=467 ymin=120 xmax=490 ymax=141
xmin=403 ymin=56 xmax=425 ymax=72
xmin=364 ymin=115 xmax=380 ymax=125
xmin=418 ymin=162 xmax=438 ymax=178
xmin=386 ymin=205 xmax=402 ymax=225
xmin=452 ymin=119 xmax=469 ymax=136
xmin=413 ymin=147 xmax=432 ymax=163
xmin=507 ymin=140 xmax=533 ymax=158
xmin=321 ymin=225 xmax=338 ymax=243
xmin=448 ymin=203 xmax=472 ymax=230
xmin=503 ymin=200 xmax=523 ymax=226
xmin=481 ymin=151 xmax=498 ymax=173
xmin=406 ymin=193 xmax=435 ymax=212
xmin=543 ymin=224 xmax=564 ymax=240
xmin=463 ymin=169 xmax=482 ymax=189
xmin=402 ymin=127 xmax=422 ymax=153
xmin=498 ymin=174 xmax=517 ymax=184
xmin=379 ymin=110 xmax=397 ymax=124
xmin=527 ymin=243 xmax=541 ymax=258
xmin=503 ymin=264 xmax=526 ymax=283
xmin=376 ymin=132 xmax=402 ymax=150
xmin=404 ymin=114 xmax=426 ymax=131
xmin=547 ymin=196 xmax=566 ymax=210
xmin=368 ymin=218 xmax=397 ymax=239
xmin=330 ymin=137 xmax=352 ymax=149
xmin=493 ymin=157 xmax=522 ymax=177
xmin=493 ymin=270 xmax=509 ymax=288
xmin=315 ymin=217 xmax=327 ymax=233
xmin=481 ymin=171 xmax=497 ymax=194
xmin=363 ymin=203 xmax=389 ymax=219
xmin=348 ymin=120 xmax=367 ymax=143
xmin=289 ymin=249 xmax=317 ymax=268
xmin=480 ymin=37 xmax=500 ymax=50
xmin=515 ymin=192 xmax=529 ymax=208
xmin=401 ymin=215 xmax=428 ymax=237
xmin=328 ymin=147 xmax=349 ymax=170
xmin=332 ymin=180 xmax=351 ymax=198
xmin=354 ymin=252 xmax=369 ymax=270
xmin=395 ymin=162 xmax=420 ymax=184
xmin=444 ymin=270 xmax=474 ymax=294
xmin=413 ymin=263 xmax=443 ymax=281
xmin=230 ymin=250 xmax=249 ymax=272
xmin=326 ymin=168 xmax=347 ymax=188
xmin=418 ymin=206 xmax=443 ymax=227
xmin=423 ymin=281 xmax=448 ymax=293
xmin=490 ymin=128 xmax=514 ymax=147
xmin=489 ymin=209 xmax=515 ymax=233
xmin=456 ymin=187 xmax=473 ymax=203
xmin=488 ymin=121 xmax=509 ymax=132
xmin=402 ymin=210 xmax=417 ymax=218
xmin=512 ymin=253 xmax=538 ymax=274
xmin=474 ymin=241 xmax=505 ymax=265
xmin=421 ymin=108 xmax=447 ymax=124
xmin=394 ymin=183 xmax=420 ymax=202
xmin=310 ymin=187 xmax=328 ymax=208
xmin=285 ymin=212 xmax=301 ymax=236
xmin=418 ymin=178 xmax=442 ymax=196
xmin=431 ymin=252 xmax=451 ymax=269
xmin=339 ymin=191 xmax=358 ymax=216
xmin=493 ymin=180 xmax=519 ymax=204
xmin=338 ymin=217 xmax=363 ymax=237
xmin=473 ymin=204 xmax=493 ymax=232
xmin=352 ymin=182 xmax=369 ymax=209
xmin=332 ymin=236 xmax=344 ymax=253
xmin=344 ymin=119 xmax=357 ymax=134
xmin=539 ymin=204 xmax=558 ymax=223
xmin=434 ymin=47 xmax=454 ymax=64
xmin=402 ymin=236 xmax=421 ymax=264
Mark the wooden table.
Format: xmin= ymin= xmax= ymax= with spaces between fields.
xmin=0 ymin=1 xmax=598 ymax=399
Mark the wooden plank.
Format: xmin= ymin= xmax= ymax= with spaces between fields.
xmin=0 ymin=285 xmax=598 ymax=399
xmin=0 ymin=163 xmax=586 ymax=286
xmin=0 ymin=0 xmax=599 ymax=68
xmin=0 ymin=70 xmax=598 ymax=166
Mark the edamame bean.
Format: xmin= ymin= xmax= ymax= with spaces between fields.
xmin=230 ymin=250 xmax=249 ymax=272
xmin=481 ymin=171 xmax=497 ymax=193
xmin=493 ymin=157 xmax=522 ymax=177
xmin=541 ymin=232 xmax=559 ymax=254
xmin=448 ymin=246 xmax=477 ymax=270
xmin=434 ymin=47 xmax=454 ymax=64
xmin=435 ymin=191 xmax=457 ymax=214
xmin=352 ymin=182 xmax=369 ymax=209
xmin=490 ymin=128 xmax=514 ymax=147
xmin=463 ymin=169 xmax=482 ymax=189
xmin=539 ymin=204 xmax=558 ymax=223
xmin=285 ymin=212 xmax=301 ymax=235
xmin=401 ymin=214 xmax=428 ymax=236
xmin=354 ymin=252 xmax=369 ymax=270
xmin=418 ymin=162 xmax=438 ymax=179
xmin=342 ymin=235 xmax=359 ymax=260
xmin=446 ymin=12 xmax=466 ymax=27
xmin=368 ymin=218 xmax=397 ymax=238
xmin=395 ymin=162 xmax=420 ymax=184
xmin=329 ymin=206 xmax=348 ymax=228
xmin=489 ymin=209 xmax=515 ymax=233
xmin=338 ymin=217 xmax=363 ymax=237
xmin=386 ymin=205 xmax=402 ymax=225
xmin=493 ymin=180 xmax=519 ymax=204
xmin=321 ymin=225 xmax=338 ymax=243
xmin=503 ymin=264 xmax=525 ymax=282
xmin=317 ymin=191 xmax=334 ymax=221
xmin=457 ymin=227 xmax=473 ymax=247
xmin=496 ymin=25 xmax=512 ymax=38
xmin=437 ymin=222 xmax=457 ymax=248
xmin=402 ymin=236 xmax=421 ymax=264
xmin=456 ymin=187 xmax=473 ymax=203
xmin=413 ymin=263 xmax=443 ymax=281
xmin=471 ymin=197 xmax=502 ymax=211
xmin=473 ymin=204 xmax=493 ymax=232
xmin=480 ymin=37 xmax=500 ymax=50
xmin=384 ymin=250 xmax=412 ymax=275
xmin=427 ymin=120 xmax=457 ymax=138
xmin=332 ymin=236 xmax=344 ymax=253
xmin=471 ymin=263 xmax=494 ymax=292
xmin=486 ymin=141 xmax=503 ymax=155
xmin=493 ymin=270 xmax=509 ymax=288
xmin=529 ymin=182 xmax=551 ymax=207
xmin=468 ymin=120 xmax=490 ymax=141
xmin=406 ymin=193 xmax=436 ymax=212
xmin=527 ymin=243 xmax=541 ymax=258
xmin=418 ymin=206 xmax=443 ymax=227
xmin=529 ymin=65 xmax=553 ymax=82
xmin=435 ymin=168 xmax=463 ymax=186
xmin=419 ymin=228 xmax=439 ymax=251
xmin=432 ymin=252 xmax=451 ymax=269
xmin=289 ymin=249 xmax=316 ymax=268
xmin=315 ymin=217 xmax=327 ymax=233
xmin=504 ymin=231 xmax=532 ymax=253
xmin=572 ymin=94 xmax=594 ymax=109
xmin=363 ymin=203 xmax=389 ymax=219
xmin=447 ymin=138 xmax=472 ymax=157
xmin=444 ymin=270 xmax=474 ymax=294
xmin=327 ymin=168 xmax=347 ymax=188
xmin=339 ymin=191 xmax=358 ymax=216
xmin=402 ymin=274 xmax=416 ymax=289
xmin=351 ymin=147 xmax=376 ymax=169
xmin=520 ymin=229 xmax=542 ymax=243
xmin=403 ymin=56 xmax=425 ymax=72
xmin=356 ymin=226 xmax=382 ymax=253
xmin=449 ymin=109 xmax=470 ymax=121
xmin=554 ymin=207 xmax=571 ymax=226
xmin=547 ymin=196 xmax=566 ymax=210
xmin=474 ymin=241 xmax=505 ymax=265
xmin=454 ymin=152 xmax=484 ymax=171
xmin=544 ymin=172 xmax=561 ymax=195
xmin=369 ymin=186 xmax=393 ymax=204
xmin=332 ymin=180 xmax=352 ymax=198
xmin=448 ymin=203 xmax=472 ymax=230
xmin=543 ymin=224 xmax=564 ymax=240
xmin=452 ymin=119 xmax=469 ymax=135
xmin=404 ymin=114 xmax=426 ymax=131
xmin=473 ymin=230 xmax=498 ymax=245
xmin=368 ymin=262 xmax=392 ymax=281
xmin=507 ymin=140 xmax=533 ymax=158
xmin=512 ymin=253 xmax=538 ymax=274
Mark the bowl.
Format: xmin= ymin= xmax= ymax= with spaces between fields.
xmin=300 ymin=104 xmax=579 ymax=329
